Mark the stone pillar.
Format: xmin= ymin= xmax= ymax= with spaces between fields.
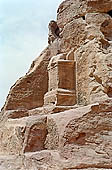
xmin=44 ymin=56 xmax=76 ymax=106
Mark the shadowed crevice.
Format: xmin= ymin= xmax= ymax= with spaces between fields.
xmin=107 ymin=10 xmax=112 ymax=17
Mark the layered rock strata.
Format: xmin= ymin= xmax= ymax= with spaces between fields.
xmin=0 ymin=0 xmax=112 ymax=169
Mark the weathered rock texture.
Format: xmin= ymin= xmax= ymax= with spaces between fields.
xmin=0 ymin=0 xmax=112 ymax=169
xmin=2 ymin=48 xmax=51 ymax=111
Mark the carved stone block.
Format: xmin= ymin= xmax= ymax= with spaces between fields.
xmin=44 ymin=58 xmax=76 ymax=106
xmin=44 ymin=88 xmax=76 ymax=106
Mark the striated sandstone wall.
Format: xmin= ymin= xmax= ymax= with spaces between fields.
xmin=2 ymin=0 xmax=112 ymax=112
xmin=2 ymin=48 xmax=51 ymax=111
xmin=0 ymin=0 xmax=112 ymax=170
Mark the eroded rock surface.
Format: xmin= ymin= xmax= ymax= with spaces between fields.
xmin=0 ymin=0 xmax=112 ymax=169
xmin=0 ymin=115 xmax=47 ymax=154
xmin=2 ymin=48 xmax=51 ymax=111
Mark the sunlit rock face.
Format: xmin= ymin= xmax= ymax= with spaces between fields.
xmin=0 ymin=0 xmax=112 ymax=169
xmin=2 ymin=0 xmax=112 ymax=111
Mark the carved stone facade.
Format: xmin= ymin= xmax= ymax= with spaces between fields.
xmin=44 ymin=54 xmax=76 ymax=106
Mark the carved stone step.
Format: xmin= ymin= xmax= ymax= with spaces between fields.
xmin=44 ymin=88 xmax=76 ymax=106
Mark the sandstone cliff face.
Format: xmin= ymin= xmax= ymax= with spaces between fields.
xmin=2 ymin=48 xmax=51 ymax=111
xmin=0 ymin=0 xmax=112 ymax=169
